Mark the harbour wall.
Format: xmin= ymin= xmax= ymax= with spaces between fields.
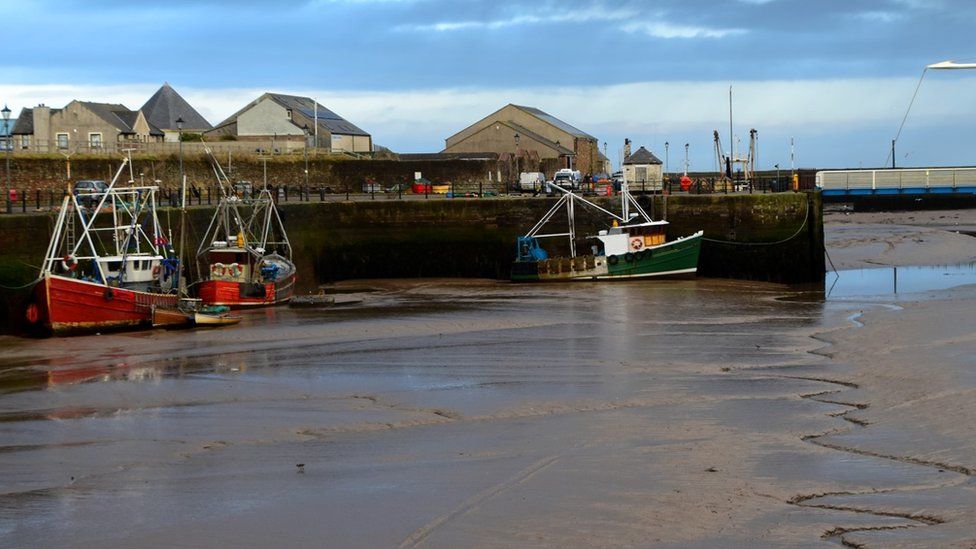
xmin=0 ymin=192 xmax=823 ymax=334
xmin=1 ymin=155 xmax=500 ymax=194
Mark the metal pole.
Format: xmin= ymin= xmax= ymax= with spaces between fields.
xmin=729 ymin=85 xmax=733 ymax=169
xmin=178 ymin=127 xmax=184 ymax=208
xmin=664 ymin=141 xmax=669 ymax=179
xmin=4 ymin=122 xmax=10 ymax=214
xmin=891 ymin=139 xmax=896 ymax=169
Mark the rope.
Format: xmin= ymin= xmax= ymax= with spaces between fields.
xmin=824 ymin=247 xmax=838 ymax=274
xmin=0 ymin=278 xmax=41 ymax=291
xmin=701 ymin=201 xmax=810 ymax=246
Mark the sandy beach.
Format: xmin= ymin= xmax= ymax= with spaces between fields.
xmin=0 ymin=209 xmax=974 ymax=547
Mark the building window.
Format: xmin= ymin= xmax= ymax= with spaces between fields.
xmin=56 ymin=133 xmax=69 ymax=150
xmin=89 ymin=133 xmax=102 ymax=149
xmin=20 ymin=135 xmax=28 ymax=149
xmin=286 ymin=109 xmax=293 ymax=120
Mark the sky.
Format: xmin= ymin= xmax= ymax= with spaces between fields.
xmin=3 ymin=0 xmax=976 ymax=170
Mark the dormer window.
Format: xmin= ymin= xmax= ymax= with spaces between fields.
xmin=286 ymin=109 xmax=293 ymax=120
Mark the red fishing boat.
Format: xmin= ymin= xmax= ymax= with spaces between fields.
xmin=195 ymin=150 xmax=296 ymax=308
xmin=27 ymin=158 xmax=185 ymax=335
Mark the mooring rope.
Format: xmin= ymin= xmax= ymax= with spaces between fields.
xmin=0 ymin=278 xmax=41 ymax=291
xmin=700 ymin=200 xmax=810 ymax=247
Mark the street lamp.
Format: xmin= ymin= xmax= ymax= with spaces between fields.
xmin=513 ymin=133 xmax=520 ymax=191
xmin=664 ymin=141 xmax=669 ymax=178
xmin=774 ymin=163 xmax=780 ymax=192
xmin=176 ymin=116 xmax=184 ymax=208
xmin=888 ymin=59 xmax=976 ymax=168
xmin=303 ymin=124 xmax=310 ymax=191
xmin=684 ymin=143 xmax=690 ymax=176
xmin=2 ymin=104 xmax=10 ymax=214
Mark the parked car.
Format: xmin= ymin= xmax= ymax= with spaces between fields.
xmin=73 ymin=180 xmax=109 ymax=207
xmin=362 ymin=180 xmax=383 ymax=193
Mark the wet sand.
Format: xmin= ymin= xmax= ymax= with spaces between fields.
xmin=0 ymin=214 xmax=975 ymax=547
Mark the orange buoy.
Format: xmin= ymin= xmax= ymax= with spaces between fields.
xmin=25 ymin=303 xmax=39 ymax=323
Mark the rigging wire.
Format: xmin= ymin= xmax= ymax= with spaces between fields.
xmin=883 ymin=67 xmax=928 ymax=168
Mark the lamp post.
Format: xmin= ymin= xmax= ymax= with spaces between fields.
xmin=684 ymin=143 xmax=690 ymax=176
xmin=303 ymin=124 xmax=310 ymax=193
xmin=513 ymin=133 xmax=520 ymax=192
xmin=2 ymin=104 xmax=10 ymax=214
xmin=664 ymin=141 xmax=669 ymax=179
xmin=176 ymin=116 xmax=184 ymax=208
xmin=775 ymin=163 xmax=780 ymax=192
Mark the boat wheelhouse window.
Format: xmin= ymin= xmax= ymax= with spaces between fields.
xmin=108 ymin=261 xmax=121 ymax=271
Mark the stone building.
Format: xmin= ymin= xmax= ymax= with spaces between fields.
xmin=140 ymin=84 xmax=212 ymax=142
xmin=10 ymin=101 xmax=161 ymax=153
xmin=623 ymin=146 xmax=664 ymax=189
xmin=206 ymin=93 xmax=372 ymax=154
xmin=443 ymin=104 xmax=602 ymax=175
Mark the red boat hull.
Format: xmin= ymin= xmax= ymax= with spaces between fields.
xmin=197 ymin=274 xmax=296 ymax=308
xmin=32 ymin=273 xmax=179 ymax=336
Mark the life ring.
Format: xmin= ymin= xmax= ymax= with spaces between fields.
xmin=229 ymin=263 xmax=242 ymax=277
xmin=211 ymin=263 xmax=225 ymax=277
xmin=152 ymin=264 xmax=161 ymax=277
xmin=624 ymin=252 xmax=635 ymax=263
xmin=25 ymin=303 xmax=39 ymax=323
xmin=61 ymin=254 xmax=78 ymax=271
xmin=607 ymin=255 xmax=619 ymax=266
xmin=103 ymin=288 xmax=114 ymax=301
xmin=629 ymin=237 xmax=644 ymax=251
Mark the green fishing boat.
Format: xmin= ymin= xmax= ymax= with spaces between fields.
xmin=511 ymin=182 xmax=702 ymax=282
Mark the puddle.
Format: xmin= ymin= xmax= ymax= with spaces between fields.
xmin=826 ymin=263 xmax=976 ymax=299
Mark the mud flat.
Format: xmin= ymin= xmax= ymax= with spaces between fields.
xmin=0 ymin=213 xmax=972 ymax=546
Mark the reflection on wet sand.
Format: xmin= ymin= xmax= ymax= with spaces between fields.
xmin=0 ymin=278 xmax=968 ymax=547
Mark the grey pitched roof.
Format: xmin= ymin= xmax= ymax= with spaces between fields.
xmin=212 ymin=92 xmax=369 ymax=137
xmin=11 ymin=108 xmax=32 ymax=134
xmin=268 ymin=93 xmax=369 ymax=136
xmin=624 ymin=146 xmax=663 ymax=165
xmin=511 ymin=104 xmax=597 ymax=141
xmin=81 ymin=102 xmax=140 ymax=133
xmin=506 ymin=121 xmax=575 ymax=156
xmin=140 ymin=84 xmax=212 ymax=131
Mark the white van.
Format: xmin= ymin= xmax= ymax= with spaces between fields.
xmin=519 ymin=172 xmax=546 ymax=191
xmin=551 ymin=169 xmax=582 ymax=191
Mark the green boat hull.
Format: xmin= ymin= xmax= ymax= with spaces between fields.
xmin=511 ymin=233 xmax=702 ymax=282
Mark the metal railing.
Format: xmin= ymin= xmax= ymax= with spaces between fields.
xmin=1 ymin=175 xmax=805 ymax=215
xmin=5 ymin=138 xmax=362 ymax=157
xmin=816 ymin=167 xmax=976 ymax=192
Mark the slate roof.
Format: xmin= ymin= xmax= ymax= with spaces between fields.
xmin=79 ymin=102 xmax=142 ymax=134
xmin=141 ymin=84 xmax=212 ymax=131
xmin=506 ymin=121 xmax=575 ymax=156
xmin=624 ymin=146 xmax=663 ymax=165
xmin=511 ymin=104 xmax=597 ymax=141
xmin=212 ymin=93 xmax=370 ymax=137
xmin=11 ymin=108 xmax=36 ymax=134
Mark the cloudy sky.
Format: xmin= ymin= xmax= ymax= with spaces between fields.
xmin=4 ymin=0 xmax=976 ymax=169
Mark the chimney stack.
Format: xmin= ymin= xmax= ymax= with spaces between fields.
xmin=623 ymin=138 xmax=632 ymax=160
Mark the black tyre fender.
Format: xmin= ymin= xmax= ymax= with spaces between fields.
xmin=103 ymin=288 xmax=114 ymax=301
xmin=624 ymin=252 xmax=635 ymax=263
xmin=607 ymin=255 xmax=619 ymax=266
